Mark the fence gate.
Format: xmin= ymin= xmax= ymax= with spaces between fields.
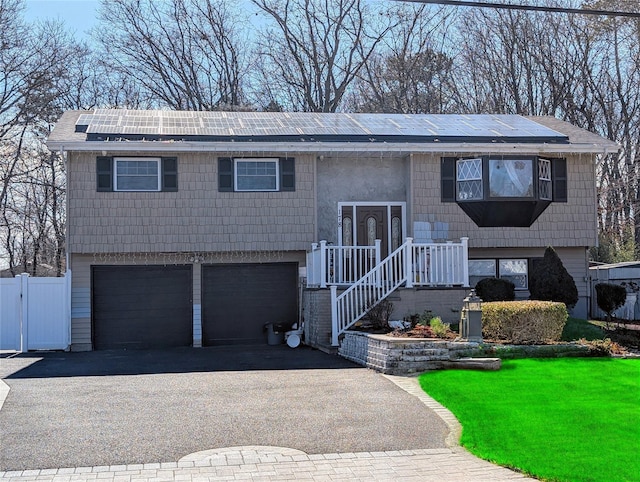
xmin=0 ymin=271 xmax=71 ymax=351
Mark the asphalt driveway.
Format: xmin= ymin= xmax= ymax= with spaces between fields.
xmin=0 ymin=346 xmax=449 ymax=472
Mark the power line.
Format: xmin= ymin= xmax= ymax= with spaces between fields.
xmin=394 ymin=0 xmax=640 ymax=18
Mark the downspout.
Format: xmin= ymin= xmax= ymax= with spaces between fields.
xmin=60 ymin=147 xmax=69 ymax=271
xmin=61 ymin=147 xmax=72 ymax=350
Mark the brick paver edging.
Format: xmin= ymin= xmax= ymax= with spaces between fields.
xmin=0 ymin=447 xmax=537 ymax=481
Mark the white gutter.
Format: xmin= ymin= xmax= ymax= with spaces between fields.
xmin=46 ymin=140 xmax=619 ymax=155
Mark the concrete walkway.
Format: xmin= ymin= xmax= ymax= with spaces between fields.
xmin=0 ymin=375 xmax=536 ymax=481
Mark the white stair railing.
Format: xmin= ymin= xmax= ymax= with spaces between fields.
xmin=330 ymin=237 xmax=470 ymax=346
xmin=306 ymin=240 xmax=380 ymax=288
xmin=331 ymin=238 xmax=412 ymax=346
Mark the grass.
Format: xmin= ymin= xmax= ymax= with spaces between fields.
xmin=561 ymin=317 xmax=606 ymax=341
xmin=419 ymin=358 xmax=640 ymax=482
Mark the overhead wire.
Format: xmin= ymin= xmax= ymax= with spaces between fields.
xmin=392 ymin=0 xmax=640 ymax=18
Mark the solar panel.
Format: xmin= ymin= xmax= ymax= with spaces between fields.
xmin=73 ymin=110 xmax=568 ymax=142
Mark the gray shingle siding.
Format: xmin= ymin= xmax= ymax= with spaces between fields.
xmin=411 ymin=153 xmax=597 ymax=248
xmin=67 ymin=152 xmax=316 ymax=253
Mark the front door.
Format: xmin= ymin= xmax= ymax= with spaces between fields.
xmin=356 ymin=206 xmax=388 ymax=255
xmin=340 ymin=204 xmax=404 ymax=257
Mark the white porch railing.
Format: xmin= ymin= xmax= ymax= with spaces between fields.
xmin=330 ymin=237 xmax=469 ymax=346
xmin=306 ymin=240 xmax=381 ymax=288
xmin=409 ymin=240 xmax=469 ymax=287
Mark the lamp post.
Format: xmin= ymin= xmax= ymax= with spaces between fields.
xmin=460 ymin=289 xmax=483 ymax=342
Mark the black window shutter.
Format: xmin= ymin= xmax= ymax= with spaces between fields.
xmin=218 ymin=157 xmax=234 ymax=192
xmin=441 ymin=157 xmax=456 ymax=202
xmin=280 ymin=157 xmax=295 ymax=191
xmin=96 ymin=156 xmax=113 ymax=191
xmin=161 ymin=157 xmax=178 ymax=191
xmin=552 ymin=158 xmax=567 ymax=202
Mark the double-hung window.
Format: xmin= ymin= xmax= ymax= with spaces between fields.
xmin=115 ymin=158 xmax=161 ymax=191
xmin=235 ymin=159 xmax=279 ymax=192
xmin=218 ymin=157 xmax=295 ymax=192
xmin=96 ymin=156 xmax=178 ymax=192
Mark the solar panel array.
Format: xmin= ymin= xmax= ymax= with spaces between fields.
xmin=74 ymin=109 xmax=568 ymax=141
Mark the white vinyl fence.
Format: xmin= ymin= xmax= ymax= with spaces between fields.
xmin=0 ymin=271 xmax=71 ymax=351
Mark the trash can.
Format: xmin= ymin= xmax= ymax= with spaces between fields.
xmin=264 ymin=323 xmax=285 ymax=345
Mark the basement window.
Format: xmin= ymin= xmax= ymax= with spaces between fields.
xmin=469 ymin=258 xmax=529 ymax=290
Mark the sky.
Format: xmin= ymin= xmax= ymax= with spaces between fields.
xmin=24 ymin=0 xmax=101 ymax=38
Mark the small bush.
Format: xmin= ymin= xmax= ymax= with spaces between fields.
xmin=417 ymin=310 xmax=435 ymax=326
xmin=595 ymin=283 xmax=627 ymax=326
xmin=429 ymin=316 xmax=451 ymax=338
xmin=475 ymin=277 xmax=516 ymax=301
xmin=364 ymin=299 xmax=393 ymax=331
xmin=529 ymin=246 xmax=578 ymax=308
xmin=482 ymin=300 xmax=568 ymax=344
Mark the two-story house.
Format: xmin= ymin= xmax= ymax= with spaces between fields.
xmin=47 ymin=110 xmax=617 ymax=351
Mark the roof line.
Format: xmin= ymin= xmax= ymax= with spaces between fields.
xmin=84 ymin=133 xmax=570 ymax=144
xmin=47 ymin=140 xmax=618 ymax=155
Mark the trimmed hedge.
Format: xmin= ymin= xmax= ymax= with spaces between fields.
xmin=482 ymin=300 xmax=568 ymax=344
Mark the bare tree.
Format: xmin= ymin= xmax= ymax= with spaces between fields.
xmin=95 ymin=0 xmax=249 ymax=110
xmin=0 ymin=3 xmax=81 ymax=275
xmin=252 ymin=0 xmax=398 ymax=112
xmin=347 ymin=4 xmax=456 ymax=113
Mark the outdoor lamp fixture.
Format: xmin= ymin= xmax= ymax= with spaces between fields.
xmin=461 ymin=289 xmax=483 ymax=342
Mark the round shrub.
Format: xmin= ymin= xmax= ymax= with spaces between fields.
xmin=595 ymin=283 xmax=627 ymax=321
xmin=482 ymin=300 xmax=568 ymax=344
xmin=475 ymin=277 xmax=516 ymax=301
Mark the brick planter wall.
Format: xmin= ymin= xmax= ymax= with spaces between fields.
xmin=338 ymin=331 xmax=479 ymax=374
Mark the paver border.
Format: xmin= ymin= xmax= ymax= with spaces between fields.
xmin=382 ymin=374 xmax=463 ymax=448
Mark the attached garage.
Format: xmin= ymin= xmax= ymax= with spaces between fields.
xmin=202 ymin=263 xmax=298 ymax=346
xmin=92 ymin=265 xmax=192 ymax=350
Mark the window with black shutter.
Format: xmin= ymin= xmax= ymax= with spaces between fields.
xmin=96 ymin=156 xmax=179 ymax=192
xmin=219 ymin=157 xmax=296 ymax=192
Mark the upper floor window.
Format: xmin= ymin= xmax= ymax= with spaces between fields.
xmin=457 ymin=158 xmax=483 ymax=200
xmin=115 ymin=158 xmax=161 ymax=191
xmin=96 ymin=156 xmax=178 ymax=192
xmin=489 ymin=159 xmax=533 ymax=198
xmin=441 ymin=155 xmax=567 ymax=227
xmin=219 ymin=157 xmax=295 ymax=192
xmin=235 ymin=159 xmax=279 ymax=192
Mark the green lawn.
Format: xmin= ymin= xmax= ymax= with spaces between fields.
xmin=419 ymin=358 xmax=640 ymax=482
xmin=561 ymin=317 xmax=606 ymax=342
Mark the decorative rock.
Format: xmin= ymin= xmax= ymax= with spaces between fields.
xmin=442 ymin=357 xmax=502 ymax=371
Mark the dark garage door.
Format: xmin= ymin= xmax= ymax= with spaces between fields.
xmin=202 ymin=263 xmax=298 ymax=346
xmin=92 ymin=265 xmax=192 ymax=350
